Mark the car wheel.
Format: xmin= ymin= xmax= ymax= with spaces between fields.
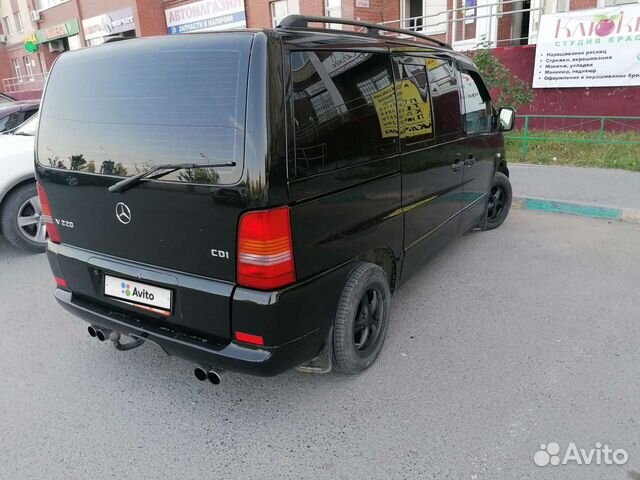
xmin=1 ymin=183 xmax=48 ymax=253
xmin=483 ymin=172 xmax=512 ymax=230
xmin=332 ymin=262 xmax=391 ymax=375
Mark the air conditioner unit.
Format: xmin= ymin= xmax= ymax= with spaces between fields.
xmin=30 ymin=10 xmax=42 ymax=22
xmin=48 ymin=39 xmax=64 ymax=52
xmin=0 ymin=35 xmax=7 ymax=44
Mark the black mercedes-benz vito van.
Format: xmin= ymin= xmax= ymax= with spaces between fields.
xmin=37 ymin=16 xmax=515 ymax=380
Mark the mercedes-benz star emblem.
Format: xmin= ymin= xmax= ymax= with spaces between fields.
xmin=115 ymin=202 xmax=132 ymax=225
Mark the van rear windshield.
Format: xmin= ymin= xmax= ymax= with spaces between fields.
xmin=37 ymin=34 xmax=252 ymax=185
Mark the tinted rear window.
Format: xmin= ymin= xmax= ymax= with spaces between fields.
xmin=37 ymin=34 xmax=252 ymax=184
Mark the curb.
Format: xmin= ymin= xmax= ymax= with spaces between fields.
xmin=512 ymin=197 xmax=640 ymax=225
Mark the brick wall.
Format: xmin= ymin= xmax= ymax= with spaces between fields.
xmin=245 ymin=0 xmax=401 ymax=30
xmin=0 ymin=47 xmax=13 ymax=93
xmin=245 ymin=0 xmax=272 ymax=29
xmin=40 ymin=47 xmax=58 ymax=70
xmin=298 ymin=0 xmax=325 ymax=18
xmin=36 ymin=1 xmax=81 ymax=27
xmin=353 ymin=0 xmax=400 ymax=25
xmin=79 ymin=0 xmax=135 ymax=18
xmin=133 ymin=0 xmax=168 ymax=36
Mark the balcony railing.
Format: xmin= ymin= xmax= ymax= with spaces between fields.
xmin=380 ymin=0 xmax=543 ymax=51
xmin=2 ymin=72 xmax=49 ymax=94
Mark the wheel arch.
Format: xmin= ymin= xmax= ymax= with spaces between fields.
xmin=356 ymin=247 xmax=399 ymax=293
xmin=496 ymin=160 xmax=509 ymax=177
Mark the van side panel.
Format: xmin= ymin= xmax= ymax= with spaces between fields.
xmin=289 ymin=170 xmax=403 ymax=282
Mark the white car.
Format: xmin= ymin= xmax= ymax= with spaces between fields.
xmin=0 ymin=115 xmax=47 ymax=252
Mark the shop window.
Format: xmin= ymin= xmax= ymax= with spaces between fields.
xmin=12 ymin=58 xmax=22 ymax=81
xmin=292 ymin=51 xmax=398 ymax=178
xmin=14 ymin=12 xmax=23 ymax=33
xmin=24 ymin=57 xmax=35 ymax=81
xmin=271 ymin=0 xmax=288 ymax=27
xmin=2 ymin=16 xmax=13 ymax=36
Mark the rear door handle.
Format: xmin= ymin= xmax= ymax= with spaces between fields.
xmin=464 ymin=156 xmax=477 ymax=167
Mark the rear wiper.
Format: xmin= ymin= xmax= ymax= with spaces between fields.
xmin=108 ymin=162 xmax=236 ymax=193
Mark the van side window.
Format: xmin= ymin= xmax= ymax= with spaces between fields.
xmin=425 ymin=57 xmax=463 ymax=137
xmin=391 ymin=57 xmax=434 ymax=151
xmin=291 ymin=51 xmax=398 ymax=178
xmin=460 ymin=70 xmax=491 ymax=135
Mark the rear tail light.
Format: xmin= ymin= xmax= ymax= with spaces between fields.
xmin=237 ymin=207 xmax=295 ymax=290
xmin=54 ymin=276 xmax=68 ymax=288
xmin=234 ymin=331 xmax=265 ymax=346
xmin=36 ymin=182 xmax=61 ymax=244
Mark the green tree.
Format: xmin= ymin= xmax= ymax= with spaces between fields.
xmin=471 ymin=42 xmax=534 ymax=109
xmin=177 ymin=168 xmax=220 ymax=184
xmin=69 ymin=154 xmax=87 ymax=171
xmin=113 ymin=163 xmax=128 ymax=176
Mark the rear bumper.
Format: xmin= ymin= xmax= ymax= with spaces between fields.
xmin=54 ymin=288 xmax=327 ymax=376
xmin=48 ymin=244 xmax=353 ymax=377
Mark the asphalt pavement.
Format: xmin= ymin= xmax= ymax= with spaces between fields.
xmin=510 ymin=164 xmax=640 ymax=210
xmin=1 ymin=209 xmax=639 ymax=480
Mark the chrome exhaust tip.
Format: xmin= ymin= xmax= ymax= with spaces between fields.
xmin=194 ymin=367 xmax=208 ymax=382
xmin=87 ymin=325 xmax=97 ymax=338
xmin=96 ymin=328 xmax=112 ymax=342
xmin=207 ymin=369 xmax=223 ymax=385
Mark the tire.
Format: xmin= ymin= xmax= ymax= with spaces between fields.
xmin=1 ymin=183 xmax=47 ymax=253
xmin=483 ymin=172 xmax=512 ymax=230
xmin=332 ymin=262 xmax=391 ymax=375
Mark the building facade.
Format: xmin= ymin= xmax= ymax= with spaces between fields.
xmin=0 ymin=0 xmax=41 ymax=95
xmin=1 ymin=0 xmax=639 ymax=99
xmin=0 ymin=0 xmax=168 ymax=97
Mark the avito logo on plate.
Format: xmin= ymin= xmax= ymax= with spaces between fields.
xmin=120 ymin=282 xmax=155 ymax=302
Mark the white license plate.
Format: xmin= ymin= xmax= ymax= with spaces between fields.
xmin=104 ymin=275 xmax=172 ymax=312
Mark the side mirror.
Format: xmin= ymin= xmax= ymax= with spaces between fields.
xmin=498 ymin=107 xmax=516 ymax=132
